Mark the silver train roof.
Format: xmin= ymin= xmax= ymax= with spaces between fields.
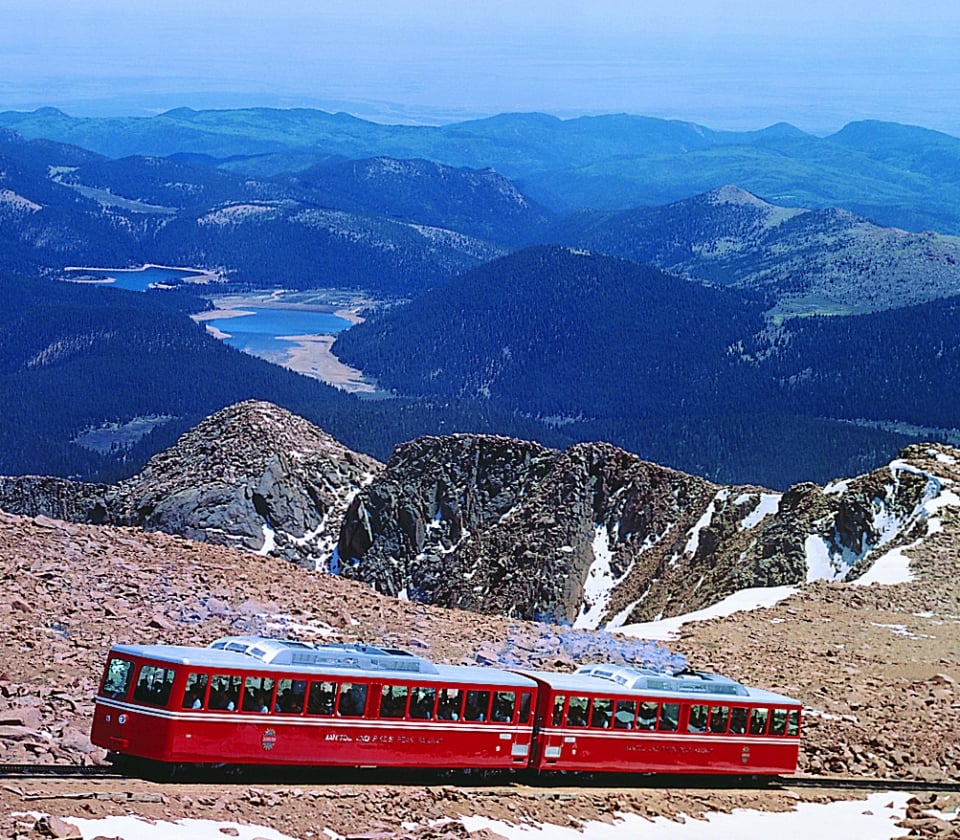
xmin=524 ymin=663 xmax=800 ymax=705
xmin=108 ymin=636 xmax=536 ymax=688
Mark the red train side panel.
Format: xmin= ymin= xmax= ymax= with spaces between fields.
xmin=91 ymin=637 xmax=537 ymax=769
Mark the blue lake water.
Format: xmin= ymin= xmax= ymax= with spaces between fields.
xmin=208 ymin=308 xmax=352 ymax=355
xmin=66 ymin=266 xmax=202 ymax=291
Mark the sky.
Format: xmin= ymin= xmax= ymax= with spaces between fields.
xmin=1 ymin=1 xmax=959 ymax=134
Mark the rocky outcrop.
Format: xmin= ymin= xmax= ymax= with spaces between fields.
xmin=0 ymin=401 xmax=382 ymax=569
xmin=340 ymin=435 xmax=960 ymax=627
xmin=0 ymin=475 xmax=114 ymax=524
xmin=2 ymin=402 xmax=957 ymax=627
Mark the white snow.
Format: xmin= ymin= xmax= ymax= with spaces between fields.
xmin=575 ymin=526 xmax=635 ymax=630
xmin=852 ymin=544 xmax=916 ymax=586
xmin=33 ymin=815 xmax=298 ymax=840
xmin=804 ymin=534 xmax=839 ymax=582
xmin=684 ymin=491 xmax=728 ymax=555
xmin=255 ymin=522 xmax=276 ymax=556
xmin=738 ymin=493 xmax=781 ymax=531
xmin=617 ymin=585 xmax=797 ymax=640
xmin=461 ymin=792 xmax=913 ymax=840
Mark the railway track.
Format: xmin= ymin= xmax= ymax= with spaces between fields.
xmin=0 ymin=763 xmax=956 ymax=796
xmin=783 ymin=775 xmax=960 ymax=795
xmin=0 ymin=763 xmax=123 ymax=780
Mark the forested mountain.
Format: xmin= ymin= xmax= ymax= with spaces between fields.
xmin=0 ymin=272 xmax=570 ymax=481
xmin=278 ymin=157 xmax=555 ymax=246
xmin=0 ymin=130 xmax=520 ymax=294
xmin=332 ymin=246 xmax=952 ymax=488
xmin=4 ymin=107 xmax=960 ymax=234
xmin=551 ymin=185 xmax=960 ymax=316
xmin=4 ymin=110 xmax=960 ymax=488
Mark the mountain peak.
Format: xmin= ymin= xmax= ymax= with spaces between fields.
xmin=704 ymin=184 xmax=772 ymax=209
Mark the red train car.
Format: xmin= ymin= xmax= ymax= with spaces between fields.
xmin=91 ymin=635 xmax=802 ymax=776
xmin=91 ymin=636 xmax=537 ymax=769
xmin=523 ymin=663 xmax=801 ymax=775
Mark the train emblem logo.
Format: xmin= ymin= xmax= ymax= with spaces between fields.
xmin=261 ymin=728 xmax=277 ymax=751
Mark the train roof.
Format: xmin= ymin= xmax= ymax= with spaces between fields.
xmin=517 ymin=664 xmax=801 ymax=706
xmin=107 ymin=636 xmax=536 ymax=689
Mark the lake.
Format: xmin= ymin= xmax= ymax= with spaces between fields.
xmin=64 ymin=265 xmax=209 ymax=291
xmin=207 ymin=307 xmax=353 ymax=355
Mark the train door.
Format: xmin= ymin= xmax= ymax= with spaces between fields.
xmin=534 ymin=692 xmax=571 ymax=767
xmin=506 ymin=689 xmax=535 ymax=764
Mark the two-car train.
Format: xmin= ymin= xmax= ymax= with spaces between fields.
xmin=91 ymin=635 xmax=802 ymax=775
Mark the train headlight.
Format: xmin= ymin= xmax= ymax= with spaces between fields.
xmin=118 ymin=714 xmax=127 ymax=725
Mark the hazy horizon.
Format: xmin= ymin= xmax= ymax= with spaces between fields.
xmin=2 ymin=1 xmax=959 ymax=135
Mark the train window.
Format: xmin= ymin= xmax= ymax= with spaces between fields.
xmin=133 ymin=665 xmax=175 ymax=707
xmin=749 ymin=708 xmax=768 ymax=735
xmin=307 ymin=681 xmax=337 ymax=715
xmin=709 ymin=706 xmax=730 ymax=734
xmin=408 ymin=687 xmax=437 ymax=720
xmin=614 ymin=700 xmax=637 ymax=729
xmin=688 ymin=704 xmax=708 ymax=733
xmin=338 ymin=683 xmax=367 ymax=717
xmin=566 ymin=696 xmax=589 ymax=728
xmin=770 ymin=708 xmax=787 ymax=735
xmin=658 ymin=703 xmax=679 ymax=732
xmin=637 ymin=701 xmax=658 ymax=730
xmin=729 ymin=707 xmax=748 ymax=734
xmin=518 ymin=691 xmax=532 ymax=724
xmin=492 ymin=691 xmax=516 ymax=722
xmin=242 ymin=676 xmax=275 ymax=713
xmin=101 ymin=657 xmax=134 ymax=699
xmin=209 ymin=675 xmax=241 ymax=710
xmin=380 ymin=685 xmax=408 ymax=718
xmin=590 ymin=698 xmax=613 ymax=728
xmin=275 ymin=679 xmax=306 ymax=714
xmin=464 ymin=690 xmax=491 ymax=722
xmin=552 ymin=695 xmax=566 ymax=726
xmin=786 ymin=709 xmax=800 ymax=736
xmin=437 ymin=688 xmax=463 ymax=720
xmin=181 ymin=673 xmax=208 ymax=709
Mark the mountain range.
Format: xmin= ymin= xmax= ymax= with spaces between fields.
xmin=1 ymin=400 xmax=955 ymax=631
xmin=4 ymin=108 xmax=960 ymax=233
xmin=3 ymin=107 xmax=960 ymax=489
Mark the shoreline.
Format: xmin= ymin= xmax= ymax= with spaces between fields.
xmin=192 ymin=290 xmax=385 ymax=396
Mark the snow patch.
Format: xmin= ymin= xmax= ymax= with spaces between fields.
xmin=62 ymin=815 xmax=298 ymax=840
xmin=684 ymin=490 xmax=728 ymax=555
xmin=852 ymin=543 xmax=916 ymax=586
xmin=255 ymin=522 xmax=276 ymax=556
xmin=617 ymin=585 xmax=797 ymax=641
xmin=574 ymin=526 xmax=635 ymax=630
xmin=461 ymin=792 xmax=912 ymax=840
xmin=738 ymin=493 xmax=781 ymax=531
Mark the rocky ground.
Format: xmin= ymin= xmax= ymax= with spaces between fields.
xmin=0 ymin=507 xmax=958 ymax=838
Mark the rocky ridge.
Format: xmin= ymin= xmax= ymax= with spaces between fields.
xmin=339 ymin=434 xmax=959 ymax=626
xmin=2 ymin=403 xmax=957 ymax=631
xmin=0 ymin=401 xmax=382 ymax=569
